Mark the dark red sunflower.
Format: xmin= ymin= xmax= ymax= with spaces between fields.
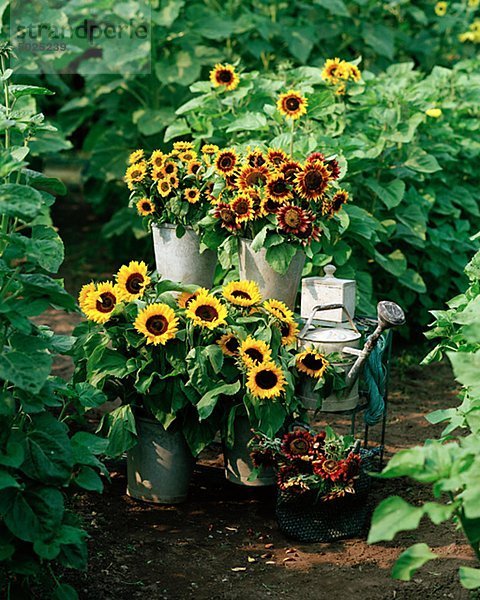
xmin=250 ymin=448 xmax=275 ymax=468
xmin=312 ymin=457 xmax=345 ymax=482
xmin=280 ymin=160 xmax=302 ymax=184
xmin=326 ymin=189 xmax=349 ymax=217
xmin=266 ymin=148 xmax=288 ymax=167
xmin=277 ymin=465 xmax=306 ymax=492
xmin=325 ymin=158 xmax=341 ymax=180
xmin=266 ymin=174 xmax=292 ymax=202
xmin=295 ymin=222 xmax=321 ymax=245
xmin=277 ymin=204 xmax=314 ymax=236
xmin=246 ymin=149 xmax=266 ymax=168
xmin=295 ymin=160 xmax=331 ymax=201
xmin=281 ymin=431 xmax=314 ymax=460
xmin=237 ymin=165 xmax=269 ymax=190
xmin=343 ymin=453 xmax=361 ymax=480
xmin=215 ymin=149 xmax=238 ymax=174
xmin=306 ymin=152 xmax=325 ymax=163
xmin=213 ymin=202 xmax=241 ymax=232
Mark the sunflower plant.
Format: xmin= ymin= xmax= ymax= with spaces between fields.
xmin=124 ymin=141 xmax=217 ymax=240
xmin=199 ymin=144 xmax=350 ymax=275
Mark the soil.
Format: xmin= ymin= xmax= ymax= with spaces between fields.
xmin=43 ymin=190 xmax=474 ymax=599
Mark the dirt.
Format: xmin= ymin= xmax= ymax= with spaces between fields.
xmin=40 ymin=192 xmax=474 ymax=599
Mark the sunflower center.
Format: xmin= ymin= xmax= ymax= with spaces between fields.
xmin=196 ymin=304 xmax=219 ymax=322
xmin=164 ymin=163 xmax=175 ymax=174
xmin=304 ymin=170 xmax=325 ymax=191
xmin=131 ymin=169 xmax=142 ymax=179
xmin=302 ymin=354 xmax=325 ymax=371
xmin=234 ymin=199 xmax=250 ymax=215
xmin=245 ymin=170 xmax=266 ymax=186
xmin=245 ymin=348 xmax=264 ymax=363
xmin=290 ymin=439 xmax=309 ymax=455
xmin=231 ymin=290 xmax=251 ymax=300
xmin=96 ymin=292 xmax=116 ymax=313
xmin=280 ymin=322 xmax=291 ymax=336
xmin=255 ymin=369 xmax=278 ymax=390
xmin=285 ymin=97 xmax=300 ymax=111
xmin=126 ymin=274 xmax=144 ymax=294
xmin=219 ymin=208 xmax=235 ymax=223
xmin=284 ymin=208 xmax=301 ymax=228
xmin=141 ymin=202 xmax=151 ymax=211
xmin=146 ymin=315 xmax=169 ymax=336
xmin=183 ymin=152 xmax=194 ymax=161
xmin=218 ymin=69 xmax=233 ymax=83
xmin=160 ymin=182 xmax=169 ymax=191
xmin=190 ymin=163 xmax=200 ymax=174
xmin=219 ymin=154 xmax=234 ymax=169
xmin=270 ymin=179 xmax=288 ymax=196
xmin=225 ymin=336 xmax=239 ymax=354
xmin=323 ymin=459 xmax=339 ymax=474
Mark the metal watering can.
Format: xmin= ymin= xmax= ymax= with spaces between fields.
xmin=297 ymin=301 xmax=405 ymax=412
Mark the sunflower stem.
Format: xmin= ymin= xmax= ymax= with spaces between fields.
xmin=289 ymin=118 xmax=295 ymax=159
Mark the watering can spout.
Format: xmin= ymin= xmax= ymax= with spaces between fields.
xmin=344 ymin=301 xmax=405 ymax=390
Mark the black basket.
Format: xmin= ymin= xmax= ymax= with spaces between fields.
xmin=275 ymin=448 xmax=380 ymax=543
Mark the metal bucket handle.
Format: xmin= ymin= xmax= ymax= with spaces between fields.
xmin=298 ymin=303 xmax=360 ymax=341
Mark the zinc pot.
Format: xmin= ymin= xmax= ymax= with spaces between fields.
xmin=238 ymin=238 xmax=305 ymax=309
xmin=224 ymin=415 xmax=275 ymax=486
xmin=152 ymin=223 xmax=217 ymax=287
xmin=127 ymin=416 xmax=194 ymax=504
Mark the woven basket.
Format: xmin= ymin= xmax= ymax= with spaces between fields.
xmin=275 ymin=448 xmax=380 ymax=543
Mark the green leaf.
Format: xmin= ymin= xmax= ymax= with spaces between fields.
xmin=265 ymin=243 xmax=298 ymax=275
xmin=205 ymin=344 xmax=224 ymax=374
xmin=52 ymin=584 xmax=79 ymax=600
xmin=398 ymin=269 xmax=426 ymax=293
xmin=0 ymin=183 xmax=44 ymax=220
xmin=74 ymin=466 xmax=103 ymax=493
xmin=0 ymin=470 xmax=20 ymax=490
xmin=0 ymin=350 xmax=52 ymax=394
xmin=103 ymin=405 xmax=137 ymax=457
xmin=28 ymin=225 xmax=65 ymax=273
xmin=459 ymin=567 xmax=480 ymax=590
xmin=392 ymin=543 xmax=438 ymax=581
xmin=404 ymin=149 xmax=442 ymax=173
xmin=374 ymin=249 xmax=407 ymax=277
xmin=314 ymin=0 xmax=350 ymax=17
xmin=164 ymin=118 xmax=191 ymax=142
xmin=368 ymin=496 xmax=424 ymax=543
xmin=9 ymin=85 xmax=54 ymax=98
xmin=366 ymin=179 xmax=405 ymax=209
xmin=21 ymin=427 xmax=74 ymax=485
xmin=251 ymin=227 xmax=268 ymax=252
xmin=226 ymin=112 xmax=267 ymax=133
xmin=197 ymin=381 xmax=241 ymax=421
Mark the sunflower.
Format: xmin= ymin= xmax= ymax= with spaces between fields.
xmin=116 ymin=260 xmax=151 ymax=301
xmin=239 ymin=336 xmax=272 ymax=368
xmin=246 ymin=361 xmax=287 ymax=399
xmin=168 ymin=174 xmax=180 ymax=188
xmin=280 ymin=319 xmax=299 ymax=346
xmin=222 ymin=280 xmax=262 ymax=307
xmin=295 ymin=160 xmax=330 ymax=201
xmin=265 ymin=174 xmax=293 ymax=202
xmin=186 ymin=160 xmax=202 ymax=176
xmin=163 ymin=161 xmax=178 ymax=176
xmin=224 ymin=172 xmax=239 ymax=190
xmin=434 ymin=1 xmax=447 ymax=15
xmin=326 ymin=189 xmax=349 ymax=217
xmin=185 ymin=293 xmax=228 ymax=330
xmin=158 ymin=180 xmax=172 ymax=198
xmin=134 ymin=303 xmax=179 ymax=345
xmin=125 ymin=162 xmax=147 ymax=190
xmin=150 ymin=150 xmax=166 ymax=169
xmin=83 ymin=282 xmax=119 ymax=324
xmin=136 ymin=197 xmax=155 ymax=216
xmin=202 ymin=143 xmax=219 ymax=156
xmin=151 ymin=167 xmax=164 ymax=182
xmin=214 ymin=148 xmax=238 ymax=175
xmin=335 ymin=84 xmax=346 ymax=96
xmin=173 ymin=141 xmax=194 ymax=152
xmin=347 ymin=63 xmax=361 ymax=82
xmin=277 ymin=205 xmax=315 ymax=236
xmin=260 ymin=196 xmax=282 ymax=215
xmin=325 ymin=158 xmax=341 ymax=180
xmin=217 ymin=333 xmax=240 ymax=357
xmin=213 ymin=202 xmax=241 ymax=232
xmin=321 ymin=58 xmax=349 ymax=84
xmin=230 ymin=194 xmax=255 ymax=223
xmin=249 ymin=191 xmax=263 ymax=218
xmin=306 ymin=152 xmax=325 ymax=163
xmin=177 ymin=288 xmax=208 ymax=309
xmin=426 ymin=108 xmax=442 ymax=118
xmin=263 ymin=299 xmax=294 ymax=322
xmin=296 ymin=348 xmax=329 ymax=378
xmin=78 ymin=282 xmax=96 ymax=312
xmin=178 ymin=150 xmax=197 ymax=163
xmin=245 ymin=148 xmax=267 ymax=168
xmin=276 ymin=90 xmax=308 ymax=120
xmin=184 ymin=188 xmax=201 ymax=204
xmin=237 ymin=164 xmax=269 ymax=190
xmin=296 ymin=222 xmax=321 ymax=245
xmin=266 ymin=148 xmax=288 ymax=167
xmin=280 ymin=160 xmax=302 ymax=184
xmin=128 ymin=149 xmax=144 ymax=165
xmin=281 ymin=431 xmax=314 ymax=460
xmin=209 ymin=64 xmax=240 ymax=91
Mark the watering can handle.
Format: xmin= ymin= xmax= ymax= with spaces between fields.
xmin=299 ymin=303 xmax=359 ymax=339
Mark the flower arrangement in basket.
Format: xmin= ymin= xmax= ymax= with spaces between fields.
xmin=124 ymin=142 xmax=217 ymax=235
xmin=250 ymin=426 xmax=376 ymax=542
xmin=199 ymin=144 xmax=350 ymax=274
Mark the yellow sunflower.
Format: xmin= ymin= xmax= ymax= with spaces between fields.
xmin=128 ymin=149 xmax=144 ymax=165
xmin=158 ymin=180 xmax=172 ymax=198
xmin=296 ymin=347 xmax=329 ymax=378
xmin=78 ymin=282 xmax=96 ymax=312
xmin=263 ymin=299 xmax=294 ymax=322
xmin=230 ymin=194 xmax=255 ymax=223
xmin=125 ymin=162 xmax=147 ymax=190
xmin=246 ymin=361 xmax=287 ymax=399
xmin=134 ymin=303 xmax=179 ymax=345
xmin=173 ymin=141 xmax=194 ymax=152
xmin=239 ymin=336 xmax=272 ymax=368
xmin=237 ymin=164 xmax=269 ymax=190
xmin=321 ymin=58 xmax=349 ymax=84
xmin=280 ymin=319 xmax=299 ymax=346
xmin=245 ymin=148 xmax=267 ymax=168
xmin=136 ymin=197 xmax=155 ymax=216
xmin=215 ymin=148 xmax=238 ymax=175
xmin=347 ymin=63 xmax=361 ymax=82
xmin=185 ymin=293 xmax=228 ymax=330
xmin=83 ymin=282 xmax=119 ymax=324
xmin=186 ymin=160 xmax=202 ymax=176
xmin=116 ymin=260 xmax=151 ymax=301
xmin=184 ymin=188 xmax=201 ymax=204
xmin=150 ymin=150 xmax=166 ymax=169
xmin=266 ymin=148 xmax=288 ymax=167
xmin=178 ymin=150 xmax=197 ymax=163
xmin=209 ymin=64 xmax=240 ymax=91
xmin=163 ymin=161 xmax=178 ymax=176
xmin=151 ymin=167 xmax=164 ymax=182
xmin=217 ymin=333 xmax=240 ymax=357
xmin=177 ymin=288 xmax=208 ymax=309
xmin=222 ymin=280 xmax=262 ymax=307
xmin=426 ymin=108 xmax=442 ymax=118
xmin=295 ymin=160 xmax=330 ymax=201
xmin=265 ymin=174 xmax=293 ymax=203
xmin=168 ymin=174 xmax=180 ymax=188
xmin=202 ymin=144 xmax=219 ymax=156
xmin=434 ymin=1 xmax=447 ymax=15
xmin=276 ymin=90 xmax=308 ymax=120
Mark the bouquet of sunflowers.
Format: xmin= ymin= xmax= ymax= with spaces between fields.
xmin=199 ymin=145 xmax=350 ymax=273
xmin=124 ymin=142 xmax=218 ymax=234
xmin=73 ymin=263 xmax=306 ymax=454
xmin=250 ymin=426 xmax=362 ymax=501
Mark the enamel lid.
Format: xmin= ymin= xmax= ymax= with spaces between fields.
xmin=303 ymin=327 xmax=361 ymax=343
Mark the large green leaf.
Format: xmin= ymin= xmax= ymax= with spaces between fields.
xmin=392 ymin=544 xmax=438 ymax=581
xmin=459 ymin=567 xmax=480 ymax=590
xmin=368 ymin=496 xmax=424 ymax=543
xmin=0 ymin=183 xmax=44 ymax=220
xmin=265 ymin=243 xmax=298 ymax=275
xmin=197 ymin=381 xmax=241 ymax=421
xmin=0 ymin=350 xmax=52 ymax=394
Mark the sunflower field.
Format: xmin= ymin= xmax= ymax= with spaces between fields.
xmin=1 ymin=0 xmax=480 ymax=598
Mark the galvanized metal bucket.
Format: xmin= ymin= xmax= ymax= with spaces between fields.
xmin=224 ymin=415 xmax=275 ymax=486
xmin=152 ymin=223 xmax=217 ymax=287
xmin=127 ymin=416 xmax=194 ymax=504
xmin=238 ymin=238 xmax=305 ymax=309
xmin=298 ymin=306 xmax=362 ymax=412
